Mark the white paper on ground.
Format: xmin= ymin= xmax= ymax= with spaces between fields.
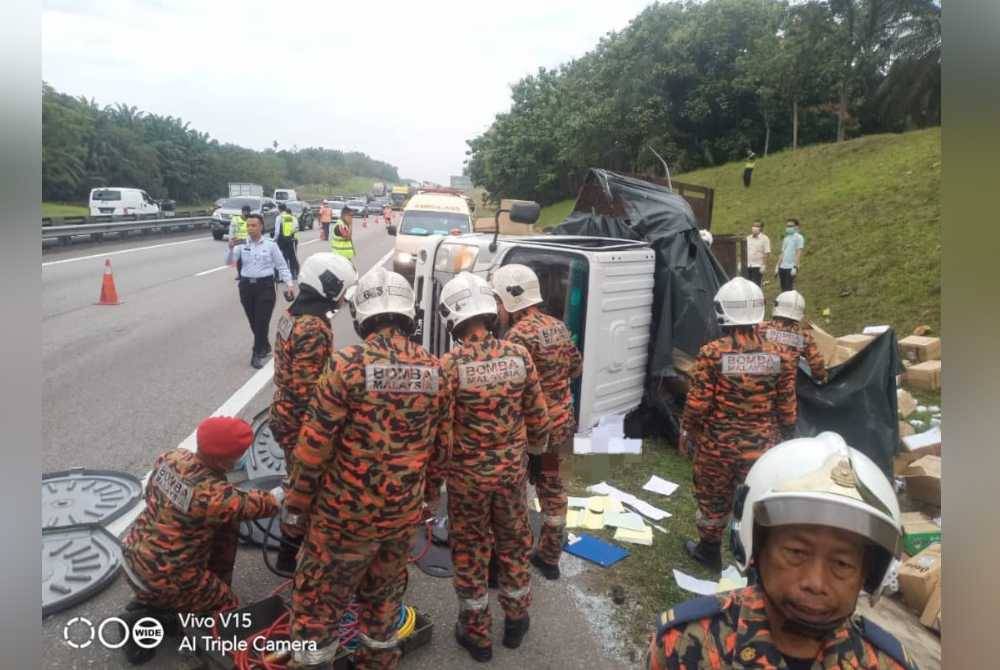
xmin=902 ymin=426 xmax=941 ymax=452
xmin=585 ymin=481 xmax=671 ymax=521
xmin=673 ymin=569 xmax=719 ymax=596
xmin=716 ymin=565 xmax=748 ymax=593
xmin=603 ymin=511 xmax=647 ymax=531
xmin=627 ymin=499 xmax=671 ymax=521
xmin=863 ymin=325 xmax=891 ymax=335
xmin=643 ymin=475 xmax=679 ymax=497
xmin=614 ymin=526 xmax=653 ymax=546
xmin=567 ymin=496 xmax=590 ymax=509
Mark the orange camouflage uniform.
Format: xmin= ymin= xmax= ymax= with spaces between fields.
xmin=645 ymin=584 xmax=918 ymax=670
xmin=121 ymin=449 xmax=278 ymax=613
xmin=681 ymin=329 xmax=797 ymax=544
xmin=505 ymin=308 xmax=582 ymax=564
xmin=439 ymin=330 xmax=550 ymax=649
xmin=285 ymin=328 xmax=449 ymax=668
xmin=760 ymin=318 xmax=828 ymax=382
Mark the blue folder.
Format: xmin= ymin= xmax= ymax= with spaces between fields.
xmin=563 ymin=533 xmax=630 ymax=568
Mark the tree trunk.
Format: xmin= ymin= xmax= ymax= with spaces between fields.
xmin=792 ymin=98 xmax=799 ymax=151
xmin=764 ymin=121 xmax=771 ymax=157
xmin=837 ymin=81 xmax=848 ymax=142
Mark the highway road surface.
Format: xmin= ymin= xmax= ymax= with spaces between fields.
xmin=41 ymin=215 xmax=632 ymax=669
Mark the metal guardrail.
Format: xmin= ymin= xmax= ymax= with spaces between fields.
xmin=41 ymin=215 xmax=214 ymax=244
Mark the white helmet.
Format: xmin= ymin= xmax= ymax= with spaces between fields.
xmin=732 ymin=432 xmax=901 ymax=601
xmin=714 ymin=276 xmax=765 ymax=326
xmin=298 ymin=252 xmax=358 ymax=303
xmin=439 ymin=271 xmax=497 ymax=333
xmin=699 ymin=229 xmax=714 ymax=246
xmin=773 ymin=290 xmax=805 ymax=322
xmin=490 ymin=264 xmax=543 ymax=313
xmin=351 ymin=266 xmax=415 ymax=330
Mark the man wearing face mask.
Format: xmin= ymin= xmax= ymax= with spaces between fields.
xmin=645 ymin=432 xmax=918 ymax=670
xmin=776 ymin=218 xmax=805 ymax=291
xmin=269 ymin=253 xmax=358 ymax=573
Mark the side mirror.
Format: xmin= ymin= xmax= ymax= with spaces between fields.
xmin=509 ymin=201 xmax=541 ymax=224
xmin=386 ymin=225 xmax=397 ymax=236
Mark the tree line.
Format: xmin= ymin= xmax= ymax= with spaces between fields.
xmin=465 ymin=0 xmax=941 ymax=205
xmin=42 ymin=82 xmax=400 ymax=203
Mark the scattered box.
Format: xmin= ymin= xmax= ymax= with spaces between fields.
xmin=898 ymin=543 xmax=942 ymax=613
xmin=899 ymin=421 xmax=916 ymax=438
xmin=904 ymin=360 xmax=941 ymax=391
xmin=897 ymin=389 xmax=918 ymax=418
xmin=837 ymin=333 xmax=875 ymax=353
xmin=902 ymin=426 xmax=942 ymax=457
xmin=806 ymin=320 xmax=838 ymax=367
xmin=903 ymin=455 xmax=941 ymax=506
xmin=920 ymin=580 xmax=942 ymax=633
xmin=828 ymin=345 xmax=857 ymax=367
xmin=900 ymin=511 xmax=941 ymax=555
xmin=899 ymin=335 xmax=941 ymax=363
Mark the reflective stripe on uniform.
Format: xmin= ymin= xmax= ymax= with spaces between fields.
xmin=459 ymin=594 xmax=489 ymax=611
xmin=358 ymin=632 xmax=400 ymax=650
xmin=543 ymin=514 xmax=565 ymax=527
xmin=293 ymin=641 xmax=339 ymax=665
xmin=500 ymin=585 xmax=531 ymax=600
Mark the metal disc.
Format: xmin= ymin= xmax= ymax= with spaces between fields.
xmin=42 ymin=468 xmax=143 ymax=530
xmin=42 ymin=525 xmax=122 ymax=617
xmin=245 ymin=416 xmax=286 ymax=479
xmin=236 ymin=475 xmax=286 ymax=549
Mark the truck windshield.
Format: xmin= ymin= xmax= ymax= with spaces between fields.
xmin=275 ymin=192 xmax=290 ymax=200
xmin=400 ymin=211 xmax=470 ymax=236
xmin=221 ymin=197 xmax=259 ymax=210
xmin=92 ymin=190 xmax=122 ymax=201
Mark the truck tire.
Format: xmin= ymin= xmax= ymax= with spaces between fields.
xmin=212 ymin=231 xmax=223 ymax=241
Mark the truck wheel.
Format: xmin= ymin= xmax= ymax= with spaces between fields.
xmin=212 ymin=231 xmax=223 ymax=241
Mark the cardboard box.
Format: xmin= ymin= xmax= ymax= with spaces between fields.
xmin=903 ymin=455 xmax=941 ymax=506
xmin=806 ymin=320 xmax=838 ymax=368
xmin=897 ymin=389 xmax=918 ymax=418
xmin=898 ymin=543 xmax=941 ymax=613
xmin=827 ymin=345 xmax=857 ymax=367
xmin=900 ymin=511 xmax=942 ymax=555
xmin=899 ymin=335 xmax=941 ymax=363
xmin=904 ymin=360 xmax=941 ymax=391
xmin=497 ymin=199 xmax=538 ymax=235
xmin=920 ymin=580 xmax=942 ymax=632
xmin=899 ymin=421 xmax=916 ymax=439
xmin=837 ymin=333 xmax=875 ymax=353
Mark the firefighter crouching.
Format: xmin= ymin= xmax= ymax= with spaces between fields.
xmin=681 ymin=277 xmax=797 ymax=573
xmin=269 ymin=253 xmax=359 ymax=573
xmin=490 ymin=263 xmax=582 ymax=581
xmin=647 ymin=432 xmax=917 ymax=670
xmin=281 ymin=266 xmax=451 ymax=669
xmin=120 ymin=417 xmax=282 ymax=665
xmin=760 ymin=290 xmax=828 ymax=382
xmin=437 ymin=271 xmax=551 ymax=662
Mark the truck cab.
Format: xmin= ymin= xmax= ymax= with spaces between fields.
xmin=409 ymin=229 xmax=655 ymax=433
xmin=273 ymin=188 xmax=298 ymax=203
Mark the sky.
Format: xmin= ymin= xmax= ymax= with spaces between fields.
xmin=42 ymin=0 xmax=654 ymax=185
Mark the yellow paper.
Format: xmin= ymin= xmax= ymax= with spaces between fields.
xmin=587 ymin=496 xmax=624 ymax=514
xmin=613 ymin=526 xmax=653 ymax=546
xmin=605 ymin=497 xmax=625 ymax=514
xmin=581 ymin=509 xmax=605 ymax=530
xmin=565 ymin=509 xmax=584 ymax=529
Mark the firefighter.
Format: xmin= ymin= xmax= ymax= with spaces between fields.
xmin=761 ymin=290 xmax=828 ymax=382
xmin=437 ymin=271 xmax=551 ymax=661
xmin=383 ymin=203 xmax=393 ymax=226
xmin=275 ymin=203 xmax=301 ymax=279
xmin=490 ymin=263 xmax=582 ymax=581
xmin=330 ymin=205 xmax=356 ymax=264
xmin=646 ymin=432 xmax=917 ymax=670
xmin=120 ymin=416 xmax=281 ymax=664
xmin=681 ymin=277 xmax=797 ymax=573
xmin=269 ymin=253 xmax=358 ymax=573
xmin=282 ymin=266 xmax=450 ymax=669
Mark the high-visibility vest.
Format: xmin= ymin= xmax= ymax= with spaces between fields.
xmin=745 ymin=159 xmax=757 ymax=170
xmin=330 ymin=222 xmax=354 ymax=259
xmin=279 ymin=213 xmax=298 ymax=240
xmin=230 ymin=215 xmax=248 ymax=240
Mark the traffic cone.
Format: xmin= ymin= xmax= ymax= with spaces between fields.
xmin=95 ymin=258 xmax=121 ymax=305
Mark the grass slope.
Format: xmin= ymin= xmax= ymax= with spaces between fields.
xmin=543 ymin=129 xmax=941 ymax=336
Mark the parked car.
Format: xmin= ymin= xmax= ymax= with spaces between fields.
xmin=286 ymin=201 xmax=314 ymax=230
xmin=323 ymin=199 xmax=345 ymax=220
xmin=89 ymin=187 xmax=160 ymax=217
xmin=210 ymin=196 xmax=278 ymax=240
xmin=347 ymin=199 xmax=368 ymax=217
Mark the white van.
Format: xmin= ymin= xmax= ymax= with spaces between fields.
xmin=89 ymin=188 xmax=160 ymax=217
xmin=389 ymin=192 xmax=472 ymax=278
xmin=273 ymin=189 xmax=298 ymax=203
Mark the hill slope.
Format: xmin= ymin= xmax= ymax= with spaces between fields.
xmin=541 ymin=129 xmax=941 ymax=336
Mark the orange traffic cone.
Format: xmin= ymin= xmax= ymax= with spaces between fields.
xmin=95 ymin=258 xmax=121 ymax=305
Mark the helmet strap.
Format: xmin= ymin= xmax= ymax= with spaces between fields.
xmin=758 ymin=573 xmax=848 ymax=640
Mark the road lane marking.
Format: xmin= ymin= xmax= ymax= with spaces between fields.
xmin=105 ymin=358 xmax=276 ymax=538
xmin=378 ymin=249 xmax=393 ymax=268
xmin=195 ymin=265 xmax=231 ymax=277
xmin=42 ymin=237 xmax=210 ymax=267
xmin=300 ymin=238 xmax=322 ymax=246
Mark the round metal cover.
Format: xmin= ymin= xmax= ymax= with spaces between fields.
xmin=43 ymin=525 xmax=122 ymax=617
xmin=245 ymin=414 xmax=286 ymax=479
xmin=237 ymin=475 xmax=286 ymax=549
xmin=42 ymin=468 xmax=143 ymax=530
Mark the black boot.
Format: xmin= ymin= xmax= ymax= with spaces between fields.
xmin=502 ymin=616 xmax=530 ymax=649
xmin=455 ymin=623 xmax=492 ymax=662
xmin=684 ymin=539 xmax=722 ymax=573
xmin=120 ymin=607 xmax=158 ymax=666
xmin=530 ymin=553 xmax=560 ymax=580
xmin=276 ymin=539 xmax=300 ymax=574
xmin=487 ymin=550 xmax=499 ymax=589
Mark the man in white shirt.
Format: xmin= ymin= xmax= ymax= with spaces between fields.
xmin=744 ymin=221 xmax=770 ymax=287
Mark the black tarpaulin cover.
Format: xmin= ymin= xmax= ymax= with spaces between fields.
xmin=795 ymin=329 xmax=904 ymax=477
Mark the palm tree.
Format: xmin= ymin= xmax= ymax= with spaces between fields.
xmin=871 ymin=0 xmax=941 ymax=128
